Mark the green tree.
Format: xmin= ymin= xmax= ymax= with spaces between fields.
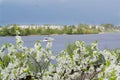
xmin=101 ymin=24 xmax=114 ymax=31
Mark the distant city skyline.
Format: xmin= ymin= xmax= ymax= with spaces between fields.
xmin=0 ymin=0 xmax=120 ymax=25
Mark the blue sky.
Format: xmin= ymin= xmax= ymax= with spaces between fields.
xmin=0 ymin=0 xmax=120 ymax=25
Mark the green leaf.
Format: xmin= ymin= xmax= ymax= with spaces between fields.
xmin=106 ymin=60 xmax=111 ymax=67
xmin=109 ymin=69 xmax=117 ymax=80
xmin=0 ymin=61 xmax=3 ymax=65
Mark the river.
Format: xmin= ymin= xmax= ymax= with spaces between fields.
xmin=0 ymin=33 xmax=120 ymax=55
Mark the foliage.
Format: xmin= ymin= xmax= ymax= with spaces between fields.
xmin=100 ymin=24 xmax=114 ymax=32
xmin=0 ymin=24 xmax=101 ymax=36
xmin=0 ymin=36 xmax=120 ymax=80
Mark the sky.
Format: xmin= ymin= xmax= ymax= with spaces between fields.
xmin=0 ymin=0 xmax=120 ymax=25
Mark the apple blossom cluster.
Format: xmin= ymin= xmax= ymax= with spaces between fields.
xmin=0 ymin=36 xmax=120 ymax=80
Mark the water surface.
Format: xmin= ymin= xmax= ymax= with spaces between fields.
xmin=0 ymin=33 xmax=120 ymax=54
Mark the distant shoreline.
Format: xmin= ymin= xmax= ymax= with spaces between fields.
xmin=23 ymin=33 xmax=100 ymax=37
xmin=20 ymin=32 xmax=120 ymax=36
xmin=1 ymin=32 xmax=120 ymax=37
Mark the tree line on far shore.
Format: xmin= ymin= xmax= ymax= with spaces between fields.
xmin=0 ymin=23 xmax=119 ymax=36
